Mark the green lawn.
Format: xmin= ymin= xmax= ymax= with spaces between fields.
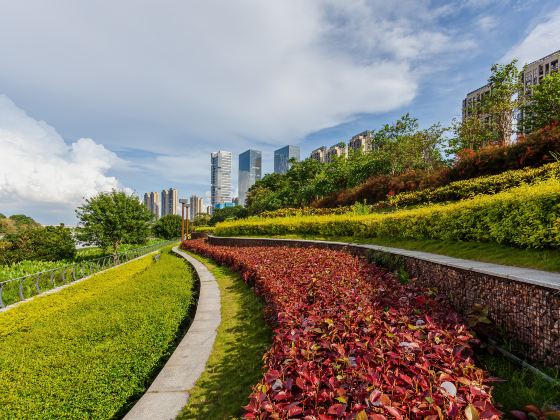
xmin=256 ymin=234 xmax=560 ymax=273
xmin=0 ymin=246 xmax=195 ymax=419
xmin=179 ymin=252 xmax=272 ymax=420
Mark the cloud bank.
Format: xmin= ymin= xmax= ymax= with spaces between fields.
xmin=0 ymin=95 xmax=126 ymax=211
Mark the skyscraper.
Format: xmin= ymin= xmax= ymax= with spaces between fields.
xmin=161 ymin=188 xmax=178 ymax=216
xmin=189 ymin=195 xmax=205 ymax=221
xmin=210 ymin=151 xmax=232 ymax=207
xmin=143 ymin=191 xmax=160 ymax=218
xmin=274 ymin=145 xmax=300 ymax=174
xmin=238 ymin=149 xmax=262 ymax=206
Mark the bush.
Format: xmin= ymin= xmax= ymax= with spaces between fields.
xmin=215 ymin=179 xmax=560 ymax=249
xmin=0 ymin=225 xmax=76 ymax=265
xmin=182 ymin=240 xmax=499 ymax=418
xmin=153 ymin=214 xmax=182 ymax=239
xmin=209 ymin=206 xmax=248 ymax=225
xmin=389 ymin=161 xmax=560 ymax=207
xmin=313 ymin=125 xmax=560 ymax=208
xmin=0 ymin=249 xmax=195 ymax=418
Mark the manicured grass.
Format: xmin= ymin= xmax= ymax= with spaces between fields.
xmin=0 ymin=247 xmax=195 ymax=419
xmin=179 ymin=252 xmax=272 ymax=420
xmin=258 ymin=234 xmax=560 ymax=273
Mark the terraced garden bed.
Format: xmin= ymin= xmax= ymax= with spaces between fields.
xmin=182 ymin=239 xmax=501 ymax=419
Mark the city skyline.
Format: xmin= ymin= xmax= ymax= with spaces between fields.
xmin=2 ymin=1 xmax=560 ymax=224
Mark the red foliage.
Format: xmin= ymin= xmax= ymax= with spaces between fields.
xmin=182 ymin=240 xmax=500 ymax=419
xmin=313 ymin=125 xmax=560 ymax=208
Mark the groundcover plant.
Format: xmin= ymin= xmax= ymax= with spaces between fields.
xmin=182 ymin=240 xmax=500 ymax=419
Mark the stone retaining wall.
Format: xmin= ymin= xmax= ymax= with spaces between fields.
xmin=207 ymin=236 xmax=560 ymax=369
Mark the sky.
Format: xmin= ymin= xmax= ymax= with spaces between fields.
xmin=0 ymin=0 xmax=559 ymax=224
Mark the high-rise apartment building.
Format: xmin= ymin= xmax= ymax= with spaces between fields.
xmin=211 ymin=151 xmax=232 ymax=207
xmin=143 ymin=191 xmax=160 ymax=218
xmin=462 ymin=83 xmax=492 ymax=121
xmin=238 ymin=149 xmax=262 ymax=206
xmin=206 ymin=205 xmax=213 ymax=216
xmin=326 ymin=142 xmax=348 ymax=163
xmin=189 ymin=195 xmax=205 ymax=221
xmin=274 ymin=145 xmax=300 ymax=174
xmin=310 ymin=146 xmax=328 ymax=163
xmin=161 ymin=188 xmax=178 ymax=216
xmin=348 ymin=131 xmax=374 ymax=153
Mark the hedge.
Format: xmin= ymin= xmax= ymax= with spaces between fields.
xmin=215 ymin=179 xmax=560 ymax=249
xmin=0 ymin=248 xmax=195 ymax=418
xmin=389 ymin=161 xmax=560 ymax=207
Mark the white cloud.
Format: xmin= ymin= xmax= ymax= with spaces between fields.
xmin=476 ymin=15 xmax=498 ymax=31
xmin=0 ymin=0 xmax=470 ymax=151
xmin=502 ymin=7 xmax=560 ymax=65
xmin=0 ymin=95 xmax=127 ymax=207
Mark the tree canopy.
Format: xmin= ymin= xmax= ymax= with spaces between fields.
xmin=153 ymin=214 xmax=182 ymax=239
xmin=75 ymin=190 xmax=153 ymax=259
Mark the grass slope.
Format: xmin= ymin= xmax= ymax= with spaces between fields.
xmin=179 ymin=252 xmax=272 ymax=420
xmin=0 ymin=247 xmax=195 ymax=419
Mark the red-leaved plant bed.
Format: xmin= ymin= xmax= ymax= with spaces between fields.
xmin=182 ymin=240 xmax=500 ymax=419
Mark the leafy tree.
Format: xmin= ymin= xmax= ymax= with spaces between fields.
xmin=9 ymin=214 xmax=38 ymax=227
xmin=0 ymin=225 xmax=76 ymax=265
xmin=75 ymin=190 xmax=153 ymax=261
xmin=0 ymin=213 xmax=5 ymax=219
xmin=484 ymin=60 xmax=523 ymax=145
xmin=209 ymin=206 xmax=248 ymax=225
xmin=153 ymin=214 xmax=182 ymax=239
xmin=448 ymin=116 xmax=494 ymax=154
xmin=192 ymin=214 xmax=211 ymax=228
xmin=523 ymin=71 xmax=560 ymax=131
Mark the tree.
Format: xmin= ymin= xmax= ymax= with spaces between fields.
xmin=484 ymin=60 xmax=523 ymax=145
xmin=0 ymin=225 xmax=76 ymax=265
xmin=75 ymin=190 xmax=153 ymax=261
xmin=209 ymin=206 xmax=248 ymax=225
xmin=523 ymin=71 xmax=560 ymax=131
xmin=153 ymin=214 xmax=182 ymax=239
xmin=192 ymin=214 xmax=211 ymax=228
xmin=448 ymin=116 xmax=494 ymax=154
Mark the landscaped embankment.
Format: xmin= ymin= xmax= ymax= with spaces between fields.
xmin=0 ymin=247 xmax=195 ymax=419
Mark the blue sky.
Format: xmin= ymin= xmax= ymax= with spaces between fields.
xmin=0 ymin=0 xmax=559 ymax=224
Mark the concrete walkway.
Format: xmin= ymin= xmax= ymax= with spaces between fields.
xmin=124 ymin=247 xmax=221 ymax=420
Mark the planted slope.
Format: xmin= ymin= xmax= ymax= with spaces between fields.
xmin=182 ymin=240 xmax=499 ymax=419
xmin=0 ymin=249 xmax=194 ymax=419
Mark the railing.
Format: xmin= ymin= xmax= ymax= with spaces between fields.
xmin=0 ymin=241 xmax=176 ymax=309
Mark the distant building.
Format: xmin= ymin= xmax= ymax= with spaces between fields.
xmin=215 ymin=202 xmax=235 ymax=210
xmin=326 ymin=142 xmax=348 ymax=163
xmin=238 ymin=149 xmax=262 ymax=206
xmin=519 ymin=49 xmax=560 ymax=133
xmin=274 ymin=145 xmax=300 ymax=174
xmin=143 ymin=191 xmax=160 ymax=218
xmin=161 ymin=188 xmax=178 ymax=216
xmin=189 ymin=195 xmax=204 ymax=221
xmin=462 ymin=83 xmax=492 ymax=122
xmin=206 ymin=205 xmax=213 ymax=216
xmin=310 ymin=146 xmax=328 ymax=163
xmin=348 ymin=131 xmax=374 ymax=153
xmin=211 ymin=151 xmax=232 ymax=207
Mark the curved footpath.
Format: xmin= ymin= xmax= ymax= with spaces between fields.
xmin=124 ymin=246 xmax=221 ymax=420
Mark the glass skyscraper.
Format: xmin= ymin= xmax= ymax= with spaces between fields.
xmin=211 ymin=151 xmax=232 ymax=207
xmin=274 ymin=145 xmax=300 ymax=174
xmin=238 ymin=149 xmax=262 ymax=206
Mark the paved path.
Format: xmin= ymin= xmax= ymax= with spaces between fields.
xmin=124 ymin=247 xmax=221 ymax=420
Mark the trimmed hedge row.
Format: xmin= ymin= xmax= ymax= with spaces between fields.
xmin=389 ymin=162 xmax=560 ymax=207
xmin=215 ymin=179 xmax=560 ymax=249
xmin=0 ymin=248 xmax=195 ymax=419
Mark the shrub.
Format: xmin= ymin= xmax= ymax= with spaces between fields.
xmin=0 ymin=249 xmax=195 ymax=418
xmin=153 ymin=214 xmax=182 ymax=239
xmin=215 ymin=179 xmax=560 ymax=249
xmin=313 ymin=125 xmax=560 ymax=208
xmin=182 ymin=240 xmax=499 ymax=418
xmin=0 ymin=225 xmax=76 ymax=265
xmin=389 ymin=161 xmax=560 ymax=207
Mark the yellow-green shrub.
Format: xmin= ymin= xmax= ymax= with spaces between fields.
xmin=215 ymin=179 xmax=560 ymax=249
xmin=388 ymin=162 xmax=560 ymax=207
xmin=0 ymin=248 xmax=195 ymax=419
